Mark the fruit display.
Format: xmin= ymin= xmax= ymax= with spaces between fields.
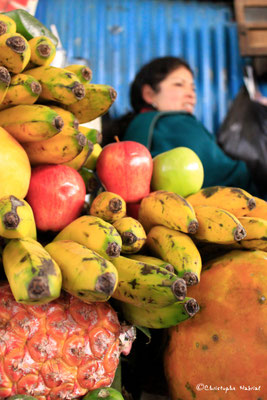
xmin=0 ymin=8 xmax=266 ymax=400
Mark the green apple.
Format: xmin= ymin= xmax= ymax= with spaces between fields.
xmin=151 ymin=147 xmax=204 ymax=197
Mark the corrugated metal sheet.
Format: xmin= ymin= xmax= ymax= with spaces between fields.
xmin=35 ymin=0 xmax=243 ymax=134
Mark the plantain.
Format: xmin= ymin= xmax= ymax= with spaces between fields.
xmin=2 ymin=237 xmax=62 ymax=305
xmin=25 ymin=65 xmax=85 ymax=105
xmin=53 ymin=215 xmax=122 ymax=260
xmin=0 ymin=73 xmax=41 ymax=109
xmin=0 ymin=14 xmax=16 ymax=35
xmin=117 ymin=296 xmax=199 ymax=328
xmin=66 ymin=83 xmax=117 ymax=123
xmin=79 ymin=125 xmax=102 ymax=144
xmin=83 ymin=142 xmax=102 ymax=170
xmin=113 ymin=217 xmax=147 ymax=254
xmin=193 ymin=204 xmax=246 ymax=244
xmin=127 ymin=254 xmax=175 ymax=273
xmin=27 ymin=35 xmax=56 ymax=67
xmin=0 ymin=65 xmax=11 ymax=103
xmin=65 ymin=64 xmax=93 ymax=83
xmin=0 ymin=32 xmax=31 ymax=73
xmin=45 ymin=240 xmax=118 ymax=303
xmin=146 ymin=225 xmax=202 ymax=286
xmin=0 ymin=104 xmax=64 ymax=142
xmin=186 ymin=186 xmax=256 ymax=217
xmin=111 ymin=255 xmax=187 ymax=308
xmin=90 ymin=191 xmax=127 ymax=223
xmin=0 ymin=195 xmax=36 ymax=239
xmin=138 ymin=190 xmax=198 ymax=234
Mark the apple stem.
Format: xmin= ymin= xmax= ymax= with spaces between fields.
xmin=114 ymin=135 xmax=120 ymax=143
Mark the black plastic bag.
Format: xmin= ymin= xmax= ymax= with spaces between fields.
xmin=217 ymin=85 xmax=267 ymax=195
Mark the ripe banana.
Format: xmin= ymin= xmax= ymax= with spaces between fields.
xmin=83 ymin=143 xmax=102 ymax=170
xmin=138 ymin=190 xmax=198 ymax=234
xmin=242 ymin=196 xmax=267 ymax=219
xmin=0 ymin=32 xmax=31 ymax=73
xmin=0 ymin=104 xmax=64 ymax=142
xmin=0 ymin=14 xmax=16 ymax=35
xmin=25 ymin=65 xmax=85 ymax=105
xmin=28 ymin=35 xmax=56 ymax=66
xmin=90 ymin=191 xmax=127 ymax=223
xmin=146 ymin=225 xmax=202 ymax=286
xmin=193 ymin=204 xmax=246 ymax=244
xmin=66 ymin=83 xmax=117 ymax=123
xmin=233 ymin=216 xmax=267 ymax=251
xmin=0 ymin=73 xmax=41 ymax=109
xmin=62 ymin=138 xmax=94 ymax=170
xmin=54 ymin=215 xmax=122 ymax=260
xmin=0 ymin=195 xmax=36 ymax=239
xmin=127 ymin=254 xmax=175 ymax=273
xmin=186 ymin=186 xmax=256 ymax=217
xmin=113 ymin=217 xmax=147 ymax=254
xmin=111 ymin=255 xmax=187 ymax=307
xmin=117 ymin=296 xmax=200 ymax=328
xmin=0 ymin=66 xmax=11 ymax=103
xmin=79 ymin=125 xmax=102 ymax=144
xmin=2 ymin=237 xmax=62 ymax=305
xmin=45 ymin=240 xmax=118 ymax=303
xmin=65 ymin=64 xmax=93 ymax=83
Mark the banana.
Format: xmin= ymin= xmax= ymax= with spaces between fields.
xmin=2 ymin=237 xmax=62 ymax=305
xmin=90 ymin=191 xmax=127 ymax=223
xmin=193 ymin=204 xmax=246 ymax=244
xmin=146 ymin=225 xmax=202 ymax=286
xmin=53 ymin=215 xmax=122 ymax=260
xmin=83 ymin=143 xmax=102 ymax=170
xmin=242 ymin=196 xmax=267 ymax=220
xmin=138 ymin=190 xmax=198 ymax=234
xmin=66 ymin=83 xmax=117 ymax=123
xmin=127 ymin=254 xmax=175 ymax=273
xmin=0 ymin=32 xmax=31 ymax=73
xmin=79 ymin=167 xmax=105 ymax=195
xmin=65 ymin=64 xmax=93 ymax=83
xmin=111 ymin=255 xmax=187 ymax=308
xmin=79 ymin=125 xmax=102 ymax=144
xmin=25 ymin=65 xmax=85 ymax=105
xmin=186 ymin=186 xmax=256 ymax=217
xmin=62 ymin=138 xmax=94 ymax=170
xmin=113 ymin=217 xmax=147 ymax=254
xmin=28 ymin=35 xmax=56 ymax=66
xmin=117 ymin=296 xmax=199 ymax=328
xmin=0 ymin=66 xmax=11 ymax=103
xmin=0 ymin=104 xmax=64 ymax=142
xmin=0 ymin=73 xmax=41 ymax=109
xmin=49 ymin=105 xmax=79 ymax=131
xmin=0 ymin=14 xmax=16 ymax=35
xmin=45 ymin=240 xmax=118 ymax=303
xmin=0 ymin=195 xmax=36 ymax=239
xmin=232 ymin=216 xmax=267 ymax=251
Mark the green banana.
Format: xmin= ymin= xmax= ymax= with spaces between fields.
xmin=111 ymin=255 xmax=187 ymax=308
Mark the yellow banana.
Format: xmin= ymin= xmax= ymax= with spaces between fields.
xmin=111 ymin=255 xmax=187 ymax=307
xmin=232 ymin=216 xmax=267 ymax=251
xmin=49 ymin=105 xmax=79 ymax=131
xmin=0 ymin=73 xmax=41 ymax=109
xmin=0 ymin=66 xmax=11 ymax=103
xmin=186 ymin=186 xmax=256 ymax=217
xmin=2 ymin=237 xmax=62 ymax=305
xmin=83 ymin=142 xmax=102 ymax=170
xmin=146 ymin=225 xmax=202 ymax=286
xmin=0 ymin=14 xmax=16 ymax=35
xmin=65 ymin=64 xmax=93 ymax=84
xmin=0 ymin=104 xmax=64 ymax=142
xmin=54 ymin=215 xmax=122 ymax=260
xmin=25 ymin=65 xmax=85 ymax=105
xmin=127 ymin=254 xmax=175 ymax=273
xmin=0 ymin=195 xmax=36 ymax=239
xmin=0 ymin=32 xmax=31 ymax=73
xmin=28 ymin=35 xmax=56 ymax=66
xmin=90 ymin=191 xmax=127 ymax=223
xmin=62 ymin=138 xmax=94 ymax=170
xmin=113 ymin=217 xmax=147 ymax=254
xmin=117 ymin=296 xmax=200 ymax=328
xmin=79 ymin=125 xmax=102 ymax=144
xmin=138 ymin=190 xmax=198 ymax=234
xmin=242 ymin=196 xmax=267 ymax=220
xmin=66 ymin=83 xmax=117 ymax=123
xmin=193 ymin=204 xmax=246 ymax=244
xmin=45 ymin=240 xmax=118 ymax=303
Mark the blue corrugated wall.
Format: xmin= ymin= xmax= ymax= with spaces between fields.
xmin=35 ymin=0 xmax=243 ymax=134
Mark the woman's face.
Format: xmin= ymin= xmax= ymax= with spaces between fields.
xmin=144 ymin=66 xmax=196 ymax=113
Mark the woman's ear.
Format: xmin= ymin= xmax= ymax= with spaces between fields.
xmin=141 ymin=84 xmax=156 ymax=105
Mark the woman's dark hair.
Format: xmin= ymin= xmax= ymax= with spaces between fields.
xmin=102 ymin=56 xmax=193 ymax=145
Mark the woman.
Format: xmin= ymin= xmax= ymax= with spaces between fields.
xmin=118 ymin=56 xmax=259 ymax=195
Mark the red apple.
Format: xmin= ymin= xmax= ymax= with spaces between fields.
xmin=96 ymin=141 xmax=153 ymax=203
xmin=26 ymin=164 xmax=86 ymax=232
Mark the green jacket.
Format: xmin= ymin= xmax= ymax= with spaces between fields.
xmin=123 ymin=111 xmax=258 ymax=195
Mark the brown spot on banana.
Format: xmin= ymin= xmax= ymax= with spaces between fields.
xmin=109 ymin=87 xmax=117 ymax=102
xmin=81 ymin=67 xmax=92 ymax=81
xmin=188 ymin=219 xmax=199 ymax=234
xmin=71 ymin=82 xmax=85 ymax=100
xmin=182 ymin=272 xmax=199 ymax=286
xmin=234 ymin=224 xmax=247 ymax=241
xmin=28 ymin=276 xmax=50 ymax=300
xmin=37 ymin=43 xmax=51 ymax=58
xmin=95 ymin=272 xmax=117 ymax=295
xmin=6 ymin=36 xmax=26 ymax=53
xmin=184 ymin=298 xmax=200 ymax=317
xmin=3 ymin=196 xmax=24 ymax=229
xmin=109 ymin=198 xmax=122 ymax=213
xmin=30 ymin=81 xmax=42 ymax=95
xmin=53 ymin=115 xmax=64 ymax=132
xmin=106 ymin=242 xmax=121 ymax=257
xmin=121 ymin=232 xmax=137 ymax=245
xmin=171 ymin=278 xmax=187 ymax=301
xmin=0 ymin=21 xmax=8 ymax=35
xmin=0 ymin=66 xmax=10 ymax=85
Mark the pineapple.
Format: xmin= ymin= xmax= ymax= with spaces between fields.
xmin=0 ymin=282 xmax=134 ymax=399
